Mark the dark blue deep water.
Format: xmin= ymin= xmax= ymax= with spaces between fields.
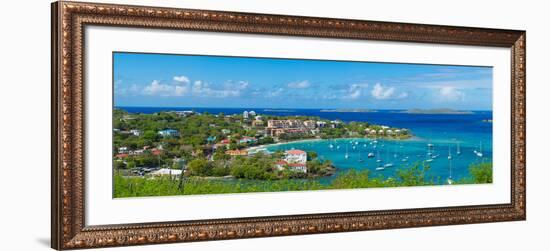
xmin=117 ymin=106 xmax=493 ymax=182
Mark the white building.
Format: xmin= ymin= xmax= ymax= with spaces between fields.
xmin=274 ymin=160 xmax=307 ymax=173
xmin=316 ymin=121 xmax=327 ymax=128
xmin=118 ymin=146 xmax=128 ymax=154
xmin=249 ymin=111 xmax=256 ymax=116
xmin=130 ymin=129 xmax=142 ymax=136
xmin=284 ymin=149 xmax=307 ymax=164
xmin=150 ymin=168 xmax=183 ymax=177
xmin=243 ymin=111 xmax=249 ymax=119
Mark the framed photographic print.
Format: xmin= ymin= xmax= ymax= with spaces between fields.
xmin=51 ymin=1 xmax=526 ymax=249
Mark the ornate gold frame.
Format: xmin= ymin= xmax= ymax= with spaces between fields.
xmin=51 ymin=1 xmax=526 ymax=249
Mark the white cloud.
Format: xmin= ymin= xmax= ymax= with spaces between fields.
xmin=173 ymin=75 xmax=190 ymax=84
xmin=141 ymin=78 xmax=249 ymax=98
xmin=438 ymin=86 xmax=465 ymax=101
xmin=143 ymin=80 xmax=188 ymax=96
xmin=287 ymin=80 xmax=311 ymax=89
xmin=190 ymin=80 xmax=248 ymax=98
xmin=396 ymin=92 xmax=409 ymax=99
xmin=371 ymin=83 xmax=395 ymax=100
xmin=267 ymin=87 xmax=284 ymax=97
xmin=343 ymin=83 xmax=368 ymax=99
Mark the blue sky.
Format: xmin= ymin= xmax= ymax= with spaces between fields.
xmin=114 ymin=52 xmax=493 ymax=110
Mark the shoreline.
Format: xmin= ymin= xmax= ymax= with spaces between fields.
xmin=245 ymin=138 xmax=324 ymax=152
xmin=245 ymin=136 xmax=415 ymax=152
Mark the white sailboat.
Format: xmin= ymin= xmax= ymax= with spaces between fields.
xmin=400 ymin=144 xmax=408 ymax=162
xmin=384 ymin=147 xmax=394 ymax=168
xmin=456 ymin=141 xmax=461 ymax=155
xmin=376 ymin=149 xmax=382 ymax=163
xmin=475 ymin=141 xmax=483 ymax=158
xmin=345 ymin=145 xmax=349 ymax=159
xmin=448 ymin=145 xmax=452 ymax=160
xmin=447 ymin=156 xmax=453 ymax=185
xmin=426 ymin=142 xmax=435 ymax=162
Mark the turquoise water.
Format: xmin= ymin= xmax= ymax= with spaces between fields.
xmin=265 ymin=137 xmax=489 ymax=183
xmin=119 ymin=107 xmax=493 ymax=183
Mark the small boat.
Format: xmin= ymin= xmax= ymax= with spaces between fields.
xmin=345 ymin=145 xmax=349 ymax=159
xmin=447 ymin=145 xmax=452 ymax=160
xmin=329 ymin=143 xmax=334 ymax=149
xmin=376 ymin=150 xmax=382 ymax=163
xmin=375 ymin=166 xmax=385 ymax=171
xmin=475 ymin=141 xmax=483 ymax=157
xmin=447 ymin=177 xmax=454 ymax=185
xmin=384 ymin=148 xmax=394 ymax=167
xmin=401 ymin=157 xmax=408 ymax=162
xmin=425 ymin=159 xmax=433 ymax=163
xmin=431 ymin=154 xmax=439 ymax=159
xmin=336 ymin=145 xmax=340 ymax=150
xmin=368 ymin=152 xmax=375 ymax=158
xmin=456 ymin=141 xmax=461 ymax=155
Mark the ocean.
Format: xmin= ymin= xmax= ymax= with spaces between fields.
xmin=116 ymin=106 xmax=493 ymax=183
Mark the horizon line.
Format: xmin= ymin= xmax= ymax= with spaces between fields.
xmin=114 ymin=105 xmax=493 ymax=112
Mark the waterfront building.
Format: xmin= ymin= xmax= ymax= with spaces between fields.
xmin=284 ymin=149 xmax=307 ymax=164
xmin=243 ymin=111 xmax=249 ymax=119
xmin=288 ymin=163 xmax=307 ymax=173
xmin=275 ymin=160 xmax=288 ymax=170
xmin=266 ymin=119 xmax=317 ymax=137
xmin=150 ymin=168 xmax=183 ymax=177
xmin=275 ymin=154 xmax=308 ymax=173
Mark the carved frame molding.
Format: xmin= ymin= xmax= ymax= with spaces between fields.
xmin=51 ymin=1 xmax=526 ymax=249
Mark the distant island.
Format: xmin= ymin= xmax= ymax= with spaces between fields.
xmin=320 ymin=109 xmax=376 ymax=113
xmin=397 ymin=108 xmax=474 ymax=115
